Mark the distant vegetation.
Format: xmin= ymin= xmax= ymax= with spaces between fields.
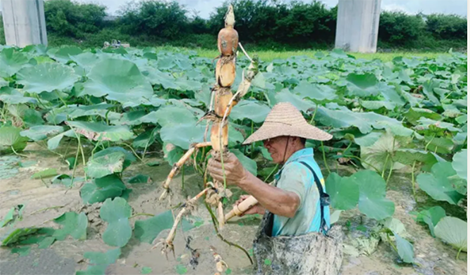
xmin=0 ymin=0 xmax=467 ymax=51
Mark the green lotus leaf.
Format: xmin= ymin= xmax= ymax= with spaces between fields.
xmin=383 ymin=218 xmax=408 ymax=237
xmin=434 ymin=217 xmax=467 ymax=252
xmin=360 ymin=131 xmax=408 ymax=171
xmin=455 ymin=115 xmax=467 ymax=125
xmin=69 ymin=52 xmax=102 ymax=71
xmin=143 ymin=67 xmax=179 ymax=90
xmin=292 ymin=81 xmax=337 ymax=101
xmin=0 ymin=126 xmax=29 ymax=154
xmin=423 ymin=136 xmax=454 ymax=154
xmin=232 ymin=149 xmax=257 ymax=176
xmin=67 ymin=121 xmax=134 ymax=142
xmin=379 ymin=84 xmax=406 ymax=106
xmin=133 ymin=128 xmax=158 ymax=148
xmin=100 ymin=197 xmax=132 ymax=247
xmin=353 ymin=131 xmax=383 ymax=147
xmin=360 ymin=100 xmax=396 ymax=110
xmin=85 ymin=151 xmax=126 ymax=178
xmin=421 ymin=79 xmax=441 ymax=105
xmin=442 ymin=103 xmax=461 ymax=118
xmin=417 ymin=162 xmax=464 ymax=205
xmin=20 ymin=126 xmax=64 ymax=141
xmin=345 ymin=73 xmax=379 ymax=97
xmin=77 ymin=248 xmax=121 ymax=275
xmin=452 ymin=149 xmax=467 ymax=180
xmin=316 ymin=107 xmax=411 ymax=136
xmin=394 ymin=234 xmax=415 ymax=263
xmin=53 ymin=212 xmax=88 ymax=241
xmin=273 ymin=88 xmax=315 ymax=113
xmin=139 ymin=105 xmax=197 ymax=127
xmin=415 ymin=117 xmax=461 ymax=133
xmin=325 ymin=172 xmax=359 ymax=210
xmin=230 ymin=100 xmax=271 ymax=123
xmin=162 ymin=143 xmax=185 ymax=166
xmin=112 ymin=110 xmax=147 ymax=126
xmin=47 ymin=130 xmax=75 ymax=150
xmin=0 ymin=87 xmax=38 ymax=104
xmin=16 ymin=63 xmax=80 ymax=93
xmin=129 ymin=174 xmax=151 ymax=184
xmin=0 ymin=77 xmax=8 ymax=87
xmin=80 ymin=175 xmax=127 ymax=204
xmin=160 ymin=122 xmax=206 ymax=150
xmin=416 ymin=206 xmax=446 ymax=237
xmin=81 ymin=58 xmax=153 ymax=104
xmin=134 ymin=210 xmax=174 ymax=243
xmin=31 ymin=168 xmax=58 ymax=179
xmin=351 ymin=170 xmax=395 ymax=220
xmin=49 ymin=46 xmax=83 ymax=63
xmin=0 ymin=48 xmax=29 ymax=78
xmin=65 ymin=104 xmax=119 ymax=120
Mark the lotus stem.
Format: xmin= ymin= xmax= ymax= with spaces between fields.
xmin=321 ymin=141 xmax=330 ymax=174
xmin=118 ymin=142 xmax=144 ymax=162
xmin=205 ymin=202 xmax=253 ymax=264
xmin=386 ymin=159 xmax=394 ymax=184
xmin=10 ymin=146 xmax=27 ymax=157
xmin=411 ymin=161 xmax=417 ymax=200
xmin=238 ymin=42 xmax=253 ymax=62
xmin=263 ymin=164 xmax=279 ymax=182
xmin=129 ymin=213 xmax=155 ymax=219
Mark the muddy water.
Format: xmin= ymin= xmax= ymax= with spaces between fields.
xmin=0 ymin=143 xmax=467 ymax=275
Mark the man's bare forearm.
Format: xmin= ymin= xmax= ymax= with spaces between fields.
xmin=238 ymin=172 xmax=299 ymax=218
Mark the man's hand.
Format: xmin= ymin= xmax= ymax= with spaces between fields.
xmin=235 ymin=195 xmax=265 ymax=216
xmin=207 ymin=152 xmax=248 ymax=186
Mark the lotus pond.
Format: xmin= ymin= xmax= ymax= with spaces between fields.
xmin=0 ymin=45 xmax=467 ymax=275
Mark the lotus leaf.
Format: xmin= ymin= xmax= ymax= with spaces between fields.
xmin=0 ymin=126 xmax=29 ymax=154
xmin=416 ymin=206 xmax=446 ymax=237
xmin=0 ymin=48 xmax=29 ymax=78
xmin=67 ymin=121 xmax=134 ymax=142
xmin=417 ymin=162 xmax=464 ymax=205
xmin=100 ymin=197 xmax=132 ymax=247
xmin=434 ymin=217 xmax=467 ymax=252
xmin=80 ymin=175 xmax=127 ymax=204
xmin=452 ymin=149 xmax=467 ymax=180
xmin=53 ymin=212 xmax=88 ymax=241
xmin=325 ymin=172 xmax=359 ymax=210
xmin=81 ymin=58 xmax=153 ymax=104
xmin=351 ymin=170 xmax=395 ymax=220
xmin=16 ymin=63 xmax=80 ymax=93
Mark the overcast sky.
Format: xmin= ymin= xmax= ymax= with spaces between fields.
xmin=0 ymin=0 xmax=466 ymax=18
xmin=69 ymin=0 xmax=467 ymax=18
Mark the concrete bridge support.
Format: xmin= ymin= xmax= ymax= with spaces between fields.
xmin=1 ymin=0 xmax=48 ymax=47
xmin=335 ymin=0 xmax=381 ymax=53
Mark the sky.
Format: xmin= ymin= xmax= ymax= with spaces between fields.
xmin=0 ymin=0 xmax=467 ymax=18
xmin=56 ymin=0 xmax=469 ymax=19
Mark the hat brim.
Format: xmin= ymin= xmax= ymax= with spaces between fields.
xmin=242 ymin=122 xmax=332 ymax=145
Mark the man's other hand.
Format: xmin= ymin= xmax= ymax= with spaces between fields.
xmin=235 ymin=195 xmax=264 ymax=216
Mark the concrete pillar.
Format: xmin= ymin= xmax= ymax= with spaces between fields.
xmin=335 ymin=0 xmax=381 ymax=53
xmin=1 ymin=0 xmax=48 ymax=47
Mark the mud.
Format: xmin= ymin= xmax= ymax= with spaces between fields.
xmin=0 ymin=143 xmax=467 ymax=275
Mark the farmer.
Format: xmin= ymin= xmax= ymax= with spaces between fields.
xmin=207 ymin=102 xmax=343 ymax=274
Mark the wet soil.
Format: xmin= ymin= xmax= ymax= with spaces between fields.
xmin=0 ymin=143 xmax=467 ymax=275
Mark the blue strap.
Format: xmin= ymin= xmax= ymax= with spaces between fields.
xmin=298 ymin=161 xmax=330 ymax=235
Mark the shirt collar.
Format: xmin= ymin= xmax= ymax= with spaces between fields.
xmin=274 ymin=147 xmax=314 ymax=180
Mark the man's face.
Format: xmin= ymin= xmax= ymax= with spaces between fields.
xmin=263 ymin=136 xmax=290 ymax=164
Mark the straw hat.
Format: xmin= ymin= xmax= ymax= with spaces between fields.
xmin=242 ymin=102 xmax=332 ymax=145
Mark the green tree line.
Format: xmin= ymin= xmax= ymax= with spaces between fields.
xmin=0 ymin=0 xmax=467 ymax=50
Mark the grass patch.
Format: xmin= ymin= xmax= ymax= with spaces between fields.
xmin=154 ymin=46 xmax=452 ymax=62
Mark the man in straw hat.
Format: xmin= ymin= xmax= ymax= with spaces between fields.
xmin=208 ymin=102 xmax=343 ymax=274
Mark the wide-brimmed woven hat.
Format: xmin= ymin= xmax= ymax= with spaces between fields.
xmin=242 ymin=102 xmax=332 ymax=145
